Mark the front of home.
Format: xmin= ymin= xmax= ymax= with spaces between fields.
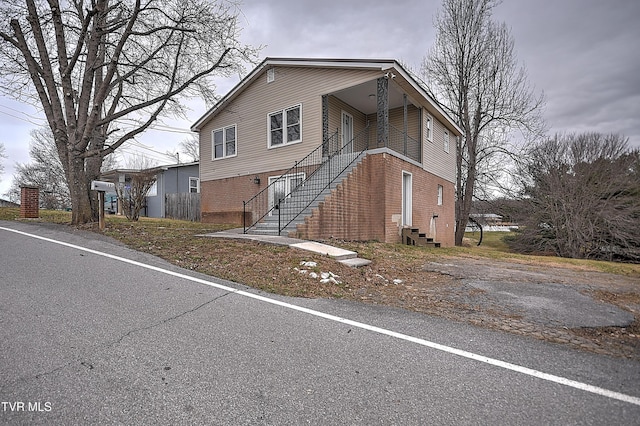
xmin=191 ymin=58 xmax=462 ymax=246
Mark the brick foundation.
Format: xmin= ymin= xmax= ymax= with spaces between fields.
xmin=200 ymin=151 xmax=455 ymax=246
xmin=295 ymin=152 xmax=455 ymax=246
xmin=20 ymin=186 xmax=39 ymax=219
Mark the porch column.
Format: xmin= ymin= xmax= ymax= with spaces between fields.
xmin=376 ymin=77 xmax=389 ymax=148
xmin=322 ymin=95 xmax=329 ymax=156
xmin=322 ymin=94 xmax=329 ymax=142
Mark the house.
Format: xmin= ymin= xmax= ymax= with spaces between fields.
xmin=0 ymin=198 xmax=20 ymax=208
xmin=146 ymin=161 xmax=200 ymax=220
xmin=191 ymin=58 xmax=462 ymax=246
xmin=101 ymin=161 xmax=200 ymax=220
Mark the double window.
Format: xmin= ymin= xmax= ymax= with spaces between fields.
xmin=268 ymin=104 xmax=301 ymax=148
xmin=212 ymin=124 xmax=236 ymax=160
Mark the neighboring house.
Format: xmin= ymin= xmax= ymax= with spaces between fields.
xmin=191 ymin=58 xmax=462 ymax=246
xmin=146 ymin=161 xmax=200 ymax=219
xmin=0 ymin=198 xmax=20 ymax=208
xmin=101 ymin=161 xmax=200 ymax=219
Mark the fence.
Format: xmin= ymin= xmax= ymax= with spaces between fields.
xmin=165 ymin=193 xmax=201 ymax=221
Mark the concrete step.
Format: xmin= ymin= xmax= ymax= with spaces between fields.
xmin=247 ymin=152 xmax=365 ymax=236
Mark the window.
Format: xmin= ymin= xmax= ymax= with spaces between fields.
xmin=437 ymin=185 xmax=443 ymax=206
xmin=147 ymin=181 xmax=157 ymax=197
xmin=267 ymin=68 xmax=275 ymax=83
xmin=425 ymin=114 xmax=433 ymax=142
xmin=212 ymin=124 xmax=236 ymax=160
xmin=268 ymin=104 xmax=301 ymax=148
xmin=189 ymin=177 xmax=200 ymax=193
xmin=443 ymin=130 xmax=450 ymax=153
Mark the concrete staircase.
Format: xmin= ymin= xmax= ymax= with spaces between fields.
xmin=249 ymin=152 xmax=365 ymax=236
xmin=402 ymin=227 xmax=441 ymax=248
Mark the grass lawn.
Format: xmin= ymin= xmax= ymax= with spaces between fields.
xmin=2 ymin=207 xmax=638 ymax=278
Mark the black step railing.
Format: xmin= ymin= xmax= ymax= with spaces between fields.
xmin=243 ymin=126 xmax=370 ymax=234
xmin=243 ymin=131 xmax=339 ymax=233
xmin=276 ymin=125 xmax=370 ymax=233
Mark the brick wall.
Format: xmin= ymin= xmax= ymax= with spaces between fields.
xmin=20 ymin=186 xmax=39 ymax=219
xmin=200 ymin=152 xmax=456 ymax=246
xmin=296 ymin=151 xmax=455 ymax=246
xmin=200 ymin=169 xmax=289 ymax=225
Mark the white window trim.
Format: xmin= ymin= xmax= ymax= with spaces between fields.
xmin=212 ymin=124 xmax=237 ymax=160
xmin=426 ymin=114 xmax=433 ymax=142
xmin=268 ymin=172 xmax=306 ymax=213
xmin=402 ymin=171 xmax=413 ymax=227
xmin=443 ymin=130 xmax=450 ymax=153
xmin=267 ymin=104 xmax=302 ymax=149
xmin=189 ymin=177 xmax=200 ymax=193
xmin=437 ymin=184 xmax=443 ymax=206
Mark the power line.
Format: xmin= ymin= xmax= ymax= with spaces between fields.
xmin=0 ymin=107 xmax=46 ymax=127
xmin=0 ymin=104 xmax=197 ymax=135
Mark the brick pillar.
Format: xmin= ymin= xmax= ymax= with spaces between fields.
xmin=20 ymin=186 xmax=39 ymax=218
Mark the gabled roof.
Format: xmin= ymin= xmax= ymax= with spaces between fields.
xmin=191 ymin=57 xmax=462 ymax=136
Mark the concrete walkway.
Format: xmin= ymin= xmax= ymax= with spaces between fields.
xmin=199 ymin=228 xmax=372 ymax=267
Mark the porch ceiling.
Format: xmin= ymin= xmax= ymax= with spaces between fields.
xmin=331 ymin=79 xmax=413 ymax=115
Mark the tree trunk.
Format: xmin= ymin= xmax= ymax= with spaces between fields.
xmin=454 ymin=130 xmax=478 ymax=246
xmin=455 ymin=173 xmax=476 ymax=246
xmin=68 ymin=157 xmax=95 ymax=224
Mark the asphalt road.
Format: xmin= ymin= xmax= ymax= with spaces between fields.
xmin=1 ymin=221 xmax=639 ymax=425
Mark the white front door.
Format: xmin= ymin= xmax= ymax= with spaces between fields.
xmin=268 ymin=173 xmax=305 ymax=213
xmin=402 ymin=171 xmax=412 ymax=227
xmin=341 ymin=111 xmax=354 ymax=154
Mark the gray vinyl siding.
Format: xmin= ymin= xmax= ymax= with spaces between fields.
xmin=423 ymin=114 xmax=456 ymax=183
xmin=145 ymin=164 xmax=200 ymax=218
xmin=389 ymin=105 xmax=420 ymax=140
xmin=365 ymin=105 xmax=421 ymax=149
xmin=328 ymin=95 xmax=368 ymax=139
xmin=199 ymin=67 xmax=381 ymax=182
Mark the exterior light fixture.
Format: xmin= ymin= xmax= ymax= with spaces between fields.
xmin=253 ymin=176 xmax=261 ymax=185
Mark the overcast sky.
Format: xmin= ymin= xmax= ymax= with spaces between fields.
xmin=1 ymin=0 xmax=639 ymax=196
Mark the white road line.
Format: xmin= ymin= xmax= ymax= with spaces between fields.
xmin=2 ymin=225 xmax=640 ymax=407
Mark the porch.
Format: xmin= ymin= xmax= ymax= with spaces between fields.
xmin=322 ymin=74 xmax=423 ymax=163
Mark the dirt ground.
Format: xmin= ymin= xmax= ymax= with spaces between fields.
xmin=176 ymin=235 xmax=640 ymax=361
xmin=418 ymin=256 xmax=640 ymax=359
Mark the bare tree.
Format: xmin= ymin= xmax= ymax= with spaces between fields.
xmin=509 ymin=133 xmax=640 ymax=262
xmin=179 ymin=134 xmax=200 ymax=162
xmin=10 ymin=127 xmax=70 ymax=209
xmin=422 ymin=0 xmax=545 ymax=245
xmin=0 ymin=142 xmax=5 ymax=178
xmin=0 ymin=0 xmax=257 ymax=224
xmin=115 ymin=154 xmax=158 ymax=221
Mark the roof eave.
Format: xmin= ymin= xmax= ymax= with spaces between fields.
xmin=191 ymin=57 xmax=463 ymax=136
